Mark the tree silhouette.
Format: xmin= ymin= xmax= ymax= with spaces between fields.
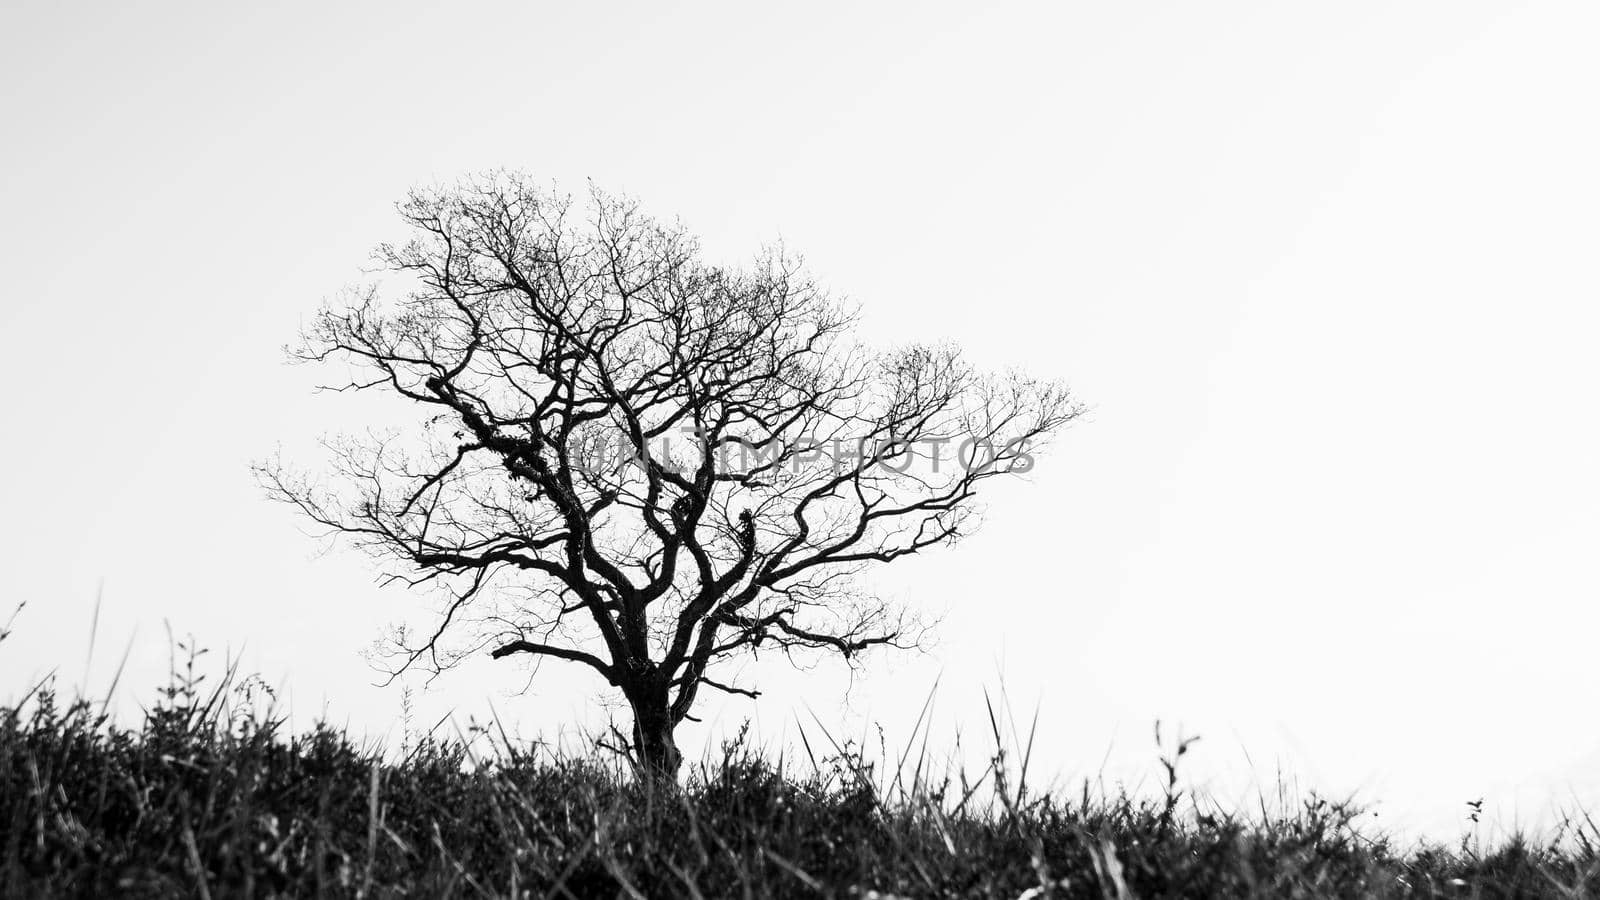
xmin=257 ymin=174 xmax=1081 ymax=778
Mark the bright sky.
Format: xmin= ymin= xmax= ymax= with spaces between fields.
xmin=4 ymin=1 xmax=1598 ymax=840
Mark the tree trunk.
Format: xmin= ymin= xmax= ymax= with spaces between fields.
xmin=627 ymin=687 xmax=682 ymax=784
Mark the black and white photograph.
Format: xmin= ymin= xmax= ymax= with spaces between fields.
xmin=3 ymin=2 xmax=1598 ymax=896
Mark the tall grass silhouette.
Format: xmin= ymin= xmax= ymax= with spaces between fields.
xmin=3 ymin=625 xmax=1598 ymax=897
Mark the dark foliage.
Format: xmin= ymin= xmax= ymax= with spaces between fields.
xmin=4 ymin=664 xmax=1598 ymax=899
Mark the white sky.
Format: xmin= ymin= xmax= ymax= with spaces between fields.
xmin=3 ymin=1 xmax=1598 ymax=840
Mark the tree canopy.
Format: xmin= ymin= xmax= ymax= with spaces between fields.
xmin=257 ymin=174 xmax=1081 ymax=775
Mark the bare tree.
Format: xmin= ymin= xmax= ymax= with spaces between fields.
xmin=256 ymin=174 xmax=1081 ymax=778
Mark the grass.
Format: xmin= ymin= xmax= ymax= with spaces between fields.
xmin=3 ymin=639 xmax=1599 ymax=897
